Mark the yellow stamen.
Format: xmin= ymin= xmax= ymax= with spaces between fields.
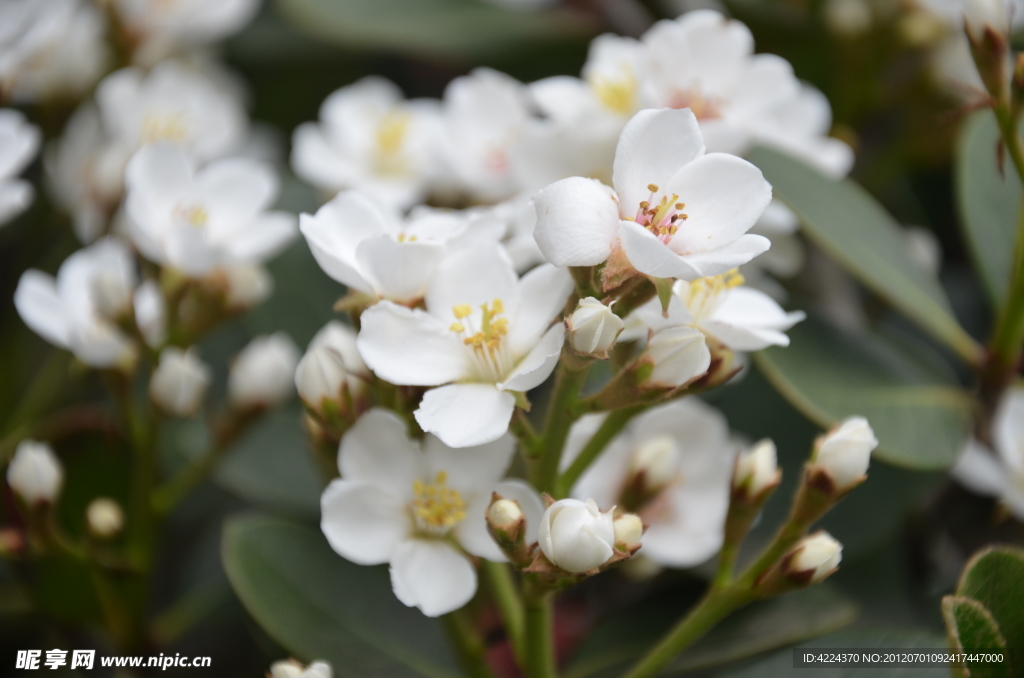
xmin=453 ymin=304 xmax=472 ymax=319
xmin=411 ymin=471 xmax=466 ymax=532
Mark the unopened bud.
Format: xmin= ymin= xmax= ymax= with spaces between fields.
xmin=86 ymin=497 xmax=124 ymax=538
xmin=734 ymin=438 xmax=779 ymax=497
xmin=133 ymin=280 xmax=166 ymax=347
xmin=628 ymin=435 xmax=680 ymax=490
xmin=269 ymin=659 xmax=333 ymax=678
xmin=813 ymin=416 xmax=876 ymax=491
xmin=824 ymin=0 xmax=871 ymax=38
xmin=568 ymin=297 xmax=624 ymax=357
xmin=488 ymin=498 xmax=523 ymax=531
xmin=786 ymin=531 xmax=843 ymax=584
xmin=613 ymin=513 xmax=644 ymax=549
xmin=965 ymin=0 xmax=1009 ymax=43
xmin=225 ymin=264 xmax=273 ymax=311
xmin=295 ymin=322 xmax=368 ymax=417
xmin=6 ymin=440 xmax=63 ymax=504
xmin=964 ymin=0 xmax=1010 ymax=100
xmin=229 ymin=333 xmax=301 ymax=410
xmin=640 ymin=326 xmax=710 ymax=388
xmin=92 ymin=272 xmax=133 ymax=319
xmin=149 ymin=347 xmax=211 ymax=417
xmin=538 ymin=498 xmax=615 ymax=573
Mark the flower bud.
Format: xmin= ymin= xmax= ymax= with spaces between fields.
xmin=734 ymin=438 xmax=780 ymax=497
xmin=538 ymin=498 xmax=615 ymax=573
xmin=613 ymin=513 xmax=644 ymax=549
xmin=92 ymin=271 xmax=133 ymax=319
xmin=86 ymin=497 xmax=124 ymax=539
xmin=269 ymin=659 xmax=332 ymax=678
xmin=6 ymin=440 xmax=63 ymax=504
xmin=813 ymin=416 xmax=876 ymax=490
xmin=641 ymin=326 xmax=710 ymax=388
xmin=229 ymin=333 xmax=301 ymax=410
xmin=225 ymin=264 xmax=273 ymax=311
xmin=295 ymin=322 xmax=369 ymax=417
xmin=965 ymin=0 xmax=1009 ymax=43
xmin=149 ymin=347 xmax=211 ymax=417
xmin=568 ymin=297 xmax=624 ymax=357
xmin=133 ymin=281 xmax=166 ymax=347
xmin=628 ymin=435 xmax=680 ymax=490
xmin=786 ymin=531 xmax=843 ymax=584
xmin=488 ymin=498 xmax=524 ymax=530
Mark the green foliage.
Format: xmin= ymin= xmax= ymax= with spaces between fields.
xmin=754 ymin=313 xmax=972 ymax=470
xmin=747 ymin=146 xmax=982 ymax=364
xmin=222 ymin=514 xmax=460 ymax=678
xmin=955 ymin=546 xmax=1024 ymax=672
xmin=942 ymin=597 xmax=1010 ymax=678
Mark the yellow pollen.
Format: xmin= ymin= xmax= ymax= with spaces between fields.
xmin=396 ymin=233 xmax=418 ymax=243
xmin=648 ymin=183 xmax=659 ymax=192
xmin=411 ymin=471 xmax=466 ymax=531
xmin=450 ymin=322 xmax=465 ymax=332
xmin=141 ymin=113 xmax=189 ymax=144
xmin=375 ymin=110 xmax=410 ymax=156
xmin=457 ymin=299 xmax=509 ymax=355
xmin=452 ymin=304 xmax=472 ymax=319
xmin=591 ymin=74 xmax=638 ymax=115
xmin=175 ymin=204 xmax=208 ymax=228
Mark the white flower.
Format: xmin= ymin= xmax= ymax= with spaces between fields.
xmin=625 ymin=271 xmax=805 ymax=351
xmin=952 ymin=385 xmax=1024 ymax=519
xmin=568 ymin=298 xmax=624 ymax=357
xmin=357 ymin=244 xmax=572 ymax=447
xmin=813 ymin=416 xmax=877 ymax=489
xmin=14 ymin=238 xmax=141 ymax=368
xmin=321 ymin=409 xmax=543 ymax=617
xmin=561 ymin=398 xmax=735 ymax=567
xmin=964 ymin=0 xmax=1010 ymax=40
xmin=300 ymin=190 xmax=469 ymax=304
xmin=133 ymin=279 xmax=167 ymax=348
xmin=292 ymin=77 xmax=443 ymax=210
xmin=228 ymin=333 xmax=301 ymax=410
xmin=538 ymin=498 xmax=616 ymax=573
xmin=788 ymin=531 xmax=843 ymax=583
xmin=150 ymin=347 xmax=211 ymax=416
xmin=734 ymin=438 xmax=779 ymax=496
xmin=641 ymin=325 xmax=710 ymax=388
xmin=461 ymin=194 xmax=546 ymax=273
xmin=86 ymin=498 xmax=125 ymax=538
xmin=125 ymin=144 xmax=296 ymax=276
xmin=269 ymin=659 xmax=333 ymax=678
xmin=6 ymin=440 xmax=63 ymax=504
xmin=113 ymin=0 xmax=260 ymax=64
xmin=295 ymin=321 xmax=369 ymax=416
xmin=532 ymin=108 xmax=772 ymax=282
xmin=0 ymin=108 xmax=40 ymax=226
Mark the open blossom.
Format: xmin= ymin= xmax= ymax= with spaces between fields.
xmin=561 ymin=398 xmax=735 ymax=567
xmin=533 ymin=108 xmax=772 ymax=283
xmin=113 ymin=0 xmax=260 ymax=63
xmin=357 ymin=245 xmax=572 ymax=447
xmin=321 ymin=409 xmax=543 ymax=617
xmin=300 ymin=191 xmax=471 ymax=303
xmin=125 ymin=144 xmax=296 ymax=276
xmin=13 ymin=238 xmax=162 ymax=368
xmin=293 ymin=77 xmax=443 ymax=210
xmin=0 ymin=109 xmax=40 ymax=226
xmin=953 ymin=385 xmax=1024 ymax=519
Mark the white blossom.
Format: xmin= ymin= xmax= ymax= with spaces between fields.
xmin=295 ymin=321 xmax=369 ymax=417
xmin=357 ymin=244 xmax=572 ymax=448
xmin=813 ymin=416 xmax=877 ymax=489
xmin=269 ymin=659 xmax=333 ymax=678
xmin=952 ymin=385 xmax=1024 ymax=519
xmin=788 ymin=531 xmax=843 ymax=583
xmin=0 ymin=108 xmax=40 ymax=226
xmin=538 ymin=498 xmax=616 ymax=573
xmin=149 ymin=347 xmax=211 ymax=416
xmin=113 ymin=0 xmax=260 ymax=64
xmin=321 ymin=409 xmax=543 ymax=616
xmin=6 ymin=440 xmax=63 ymax=505
xmin=228 ymin=333 xmax=301 ymax=410
xmin=86 ymin=498 xmax=125 ymax=538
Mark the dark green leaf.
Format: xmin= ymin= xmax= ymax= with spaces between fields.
xmin=748 ymin=146 xmax=982 ymax=365
xmin=754 ymin=313 xmax=972 ymax=469
xmin=956 ymin=546 xmax=1024 ymax=671
xmin=222 ymin=514 xmax=459 ymax=678
xmin=942 ymin=596 xmax=1011 ymax=678
xmin=956 ymin=111 xmax=1022 ymax=307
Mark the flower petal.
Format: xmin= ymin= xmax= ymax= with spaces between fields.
xmin=223 ymin=211 xmax=298 ymax=264
xmin=508 ymin=263 xmax=573 ymax=354
xmin=355 ymin=236 xmax=444 ymax=303
xmin=299 ymin=191 xmax=393 ymax=291
xmin=703 ymin=286 xmax=805 ymax=351
xmin=14 ymin=270 xmax=72 ymax=348
xmin=339 ymin=408 xmax=423 ymax=499
xmin=618 ymin=220 xmax=702 ymax=280
xmin=500 ymin=323 xmax=564 ymax=392
xmin=425 ymin=244 xmax=518 ymax=323
xmin=677 ymin=234 xmax=770 ymax=278
xmin=415 ymin=384 xmax=516 ymax=448
xmin=357 ymin=302 xmax=467 ymax=386
xmin=532 ymin=176 xmax=620 ymax=267
xmin=423 ymin=433 xmax=516 ymax=495
xmin=389 ymin=539 xmax=477 ymax=617
xmin=951 ymin=439 xmax=1006 ymax=498
xmin=321 ymin=479 xmax=411 ymax=565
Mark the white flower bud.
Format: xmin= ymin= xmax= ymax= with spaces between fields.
xmin=92 ymin=271 xmax=133 ymax=319
xmin=788 ymin=531 xmax=843 ymax=583
xmin=814 ymin=416 xmax=877 ymax=490
xmin=538 ymin=498 xmax=615 ymax=573
xmin=133 ymin=281 xmax=166 ymax=347
xmin=824 ymin=0 xmax=871 ymax=37
xmin=225 ymin=264 xmax=273 ymax=310
xmin=613 ymin=513 xmax=643 ymax=549
xmin=965 ymin=0 xmax=1009 ymax=42
xmin=568 ymin=297 xmax=624 ymax=356
xmin=228 ymin=333 xmax=301 ymax=410
xmin=488 ymin=498 xmax=523 ymax=530
xmin=270 ymin=659 xmax=332 ymax=678
xmin=734 ymin=438 xmax=779 ymax=495
xmin=628 ymin=435 xmax=680 ymax=489
xmin=86 ymin=497 xmax=124 ymax=538
xmin=295 ymin=322 xmax=368 ymax=415
xmin=310 ymin=321 xmax=367 ymax=375
xmin=149 ymin=347 xmax=211 ymax=417
xmin=7 ymin=441 xmax=63 ymax=504
xmin=643 ymin=326 xmax=711 ymax=388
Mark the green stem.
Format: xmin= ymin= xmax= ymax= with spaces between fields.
xmin=712 ymin=541 xmax=740 ymax=590
xmin=556 ymin=405 xmax=644 ymax=498
xmin=510 ymin=409 xmax=541 ymax=457
xmin=530 ymin=354 xmax=590 ymax=494
xmin=523 ymin=588 xmax=557 ymax=678
xmin=442 ymin=609 xmax=496 ymax=678
xmin=483 ymin=561 xmax=526 ymax=663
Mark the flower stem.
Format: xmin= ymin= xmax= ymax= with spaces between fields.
xmin=530 ymin=353 xmax=590 ymax=494
xmin=523 ymin=588 xmax=558 ymax=678
xmin=442 ymin=609 xmax=496 ymax=678
xmin=483 ymin=561 xmax=526 ymax=663
xmin=556 ymin=405 xmax=644 ymax=498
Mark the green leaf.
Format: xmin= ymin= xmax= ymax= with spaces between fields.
xmin=956 ymin=546 xmax=1024 ymax=671
xmin=274 ymin=0 xmax=595 ymax=59
xmin=222 ymin=514 xmax=459 ymax=678
xmin=748 ymin=145 xmax=983 ymax=365
xmin=942 ymin=596 xmax=1011 ymax=678
xmin=956 ymin=111 xmax=1023 ymax=307
xmin=565 ymin=585 xmax=857 ymax=678
xmin=754 ymin=313 xmax=972 ymax=469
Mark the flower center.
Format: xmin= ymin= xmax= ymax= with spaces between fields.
xmin=630 ymin=183 xmax=688 ymax=243
xmin=668 ymin=90 xmax=722 ymax=120
xmin=591 ymin=72 xmax=638 ymax=115
xmin=372 ymin=110 xmax=411 ymax=176
xmin=141 ymin=112 xmax=189 ymax=144
xmin=411 ymin=471 xmax=466 ymax=535
xmin=174 ymin=204 xmax=208 ymax=228
xmin=449 ymin=299 xmax=515 ymax=383
xmin=683 ymin=269 xmax=744 ymax=321
xmin=395 ymin=232 xmax=418 ymax=243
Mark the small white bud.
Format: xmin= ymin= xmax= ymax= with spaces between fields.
xmin=6 ymin=440 xmax=63 ymax=504
xmin=824 ymin=0 xmax=871 ymax=37
xmin=133 ymin=281 xmax=166 ymax=347
xmin=568 ymin=297 xmax=624 ymax=356
xmin=86 ymin=498 xmax=124 ymax=538
xmin=538 ymin=498 xmax=615 ymax=573
xmin=92 ymin=272 xmax=133 ymax=319
xmin=488 ymin=499 xmax=523 ymax=530
xmin=149 ymin=347 xmax=211 ymax=417
xmin=642 ymin=326 xmax=711 ymax=388
xmin=295 ymin=322 xmax=368 ymax=415
xmin=734 ymin=438 xmax=779 ymax=495
xmin=613 ymin=513 xmax=643 ymax=549
xmin=628 ymin=435 xmax=680 ymax=489
xmin=788 ymin=531 xmax=843 ymax=583
xmin=225 ymin=264 xmax=273 ymax=310
xmin=814 ymin=416 xmax=877 ymax=490
xmin=228 ymin=333 xmax=301 ymax=410
xmin=964 ymin=0 xmax=1009 ymax=42
xmin=270 ymin=659 xmax=332 ymax=678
